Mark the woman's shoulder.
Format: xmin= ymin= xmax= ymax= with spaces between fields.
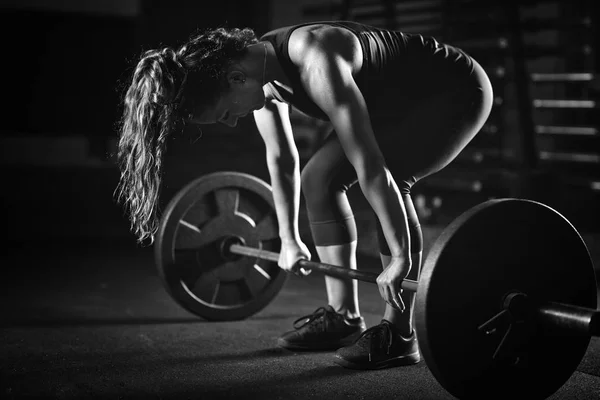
xmin=288 ymin=23 xmax=362 ymax=68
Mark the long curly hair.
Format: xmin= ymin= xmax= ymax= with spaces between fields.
xmin=115 ymin=27 xmax=258 ymax=245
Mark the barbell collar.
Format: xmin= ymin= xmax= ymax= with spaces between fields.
xmin=228 ymin=243 xmax=419 ymax=292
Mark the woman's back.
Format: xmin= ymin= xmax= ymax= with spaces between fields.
xmin=261 ymin=21 xmax=476 ymax=120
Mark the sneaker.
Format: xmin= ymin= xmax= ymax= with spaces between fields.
xmin=277 ymin=305 xmax=366 ymax=350
xmin=333 ymin=319 xmax=421 ymax=369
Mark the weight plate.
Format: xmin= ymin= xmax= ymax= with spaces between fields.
xmin=155 ymin=171 xmax=285 ymax=321
xmin=415 ymin=199 xmax=596 ymax=400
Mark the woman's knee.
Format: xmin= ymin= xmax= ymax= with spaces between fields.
xmin=301 ymin=162 xmax=358 ymax=246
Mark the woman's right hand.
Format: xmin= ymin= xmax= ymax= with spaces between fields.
xmin=278 ymin=238 xmax=312 ymax=277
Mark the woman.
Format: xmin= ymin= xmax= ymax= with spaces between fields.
xmin=115 ymin=21 xmax=493 ymax=370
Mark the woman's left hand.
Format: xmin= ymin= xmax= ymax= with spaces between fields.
xmin=376 ymin=256 xmax=412 ymax=312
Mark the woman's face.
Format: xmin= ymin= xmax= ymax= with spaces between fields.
xmin=191 ymin=72 xmax=266 ymax=128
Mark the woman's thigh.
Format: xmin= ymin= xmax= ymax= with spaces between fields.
xmin=300 ymin=132 xmax=358 ymax=220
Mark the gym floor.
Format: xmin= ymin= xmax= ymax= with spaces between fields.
xmin=1 ymin=225 xmax=599 ymax=400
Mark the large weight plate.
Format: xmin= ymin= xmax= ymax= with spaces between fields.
xmin=415 ymin=199 xmax=596 ymax=400
xmin=155 ymin=171 xmax=285 ymax=321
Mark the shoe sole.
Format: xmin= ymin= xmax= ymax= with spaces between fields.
xmin=277 ymin=330 xmax=365 ymax=351
xmin=333 ymin=352 xmax=421 ymax=370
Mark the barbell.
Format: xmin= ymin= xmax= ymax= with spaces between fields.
xmin=154 ymin=171 xmax=598 ymax=400
xmin=224 ymin=237 xmax=419 ymax=290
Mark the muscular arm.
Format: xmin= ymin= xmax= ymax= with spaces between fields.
xmin=298 ymin=32 xmax=411 ymax=260
xmin=253 ymin=98 xmax=302 ymax=243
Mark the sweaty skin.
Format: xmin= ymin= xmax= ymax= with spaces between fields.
xmin=255 ymin=25 xmax=411 ymax=309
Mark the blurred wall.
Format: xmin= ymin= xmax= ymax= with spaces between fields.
xmin=0 ymin=0 xmax=140 ymax=15
xmin=0 ymin=0 xmax=272 ymax=245
xmin=0 ymin=2 xmax=139 ymax=138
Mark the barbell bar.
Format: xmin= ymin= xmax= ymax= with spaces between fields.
xmin=155 ymin=171 xmax=598 ymax=400
xmin=226 ymin=240 xmax=420 ymax=291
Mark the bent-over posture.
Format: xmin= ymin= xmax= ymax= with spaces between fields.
xmin=116 ymin=20 xmax=493 ymax=370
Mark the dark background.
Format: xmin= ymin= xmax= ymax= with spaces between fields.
xmin=0 ymin=3 xmax=598 ymax=399
xmin=0 ymin=0 xmax=598 ymax=249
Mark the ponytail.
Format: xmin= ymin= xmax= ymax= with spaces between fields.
xmin=115 ymin=47 xmax=186 ymax=244
xmin=115 ymin=26 xmax=258 ymax=244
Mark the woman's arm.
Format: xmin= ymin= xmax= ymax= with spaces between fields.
xmin=298 ymin=32 xmax=411 ymax=261
xmin=253 ymin=99 xmax=302 ymax=244
xmin=254 ymin=98 xmax=312 ymax=275
xmin=296 ymin=29 xmax=411 ymax=307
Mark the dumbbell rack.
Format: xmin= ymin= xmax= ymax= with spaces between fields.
xmin=302 ymin=0 xmax=599 ymax=228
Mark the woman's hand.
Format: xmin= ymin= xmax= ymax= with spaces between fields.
xmin=278 ymin=239 xmax=312 ymax=277
xmin=377 ymin=256 xmax=412 ymax=312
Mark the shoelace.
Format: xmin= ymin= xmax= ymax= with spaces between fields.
xmin=356 ymin=322 xmax=394 ymax=362
xmin=293 ymin=307 xmax=336 ymax=331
